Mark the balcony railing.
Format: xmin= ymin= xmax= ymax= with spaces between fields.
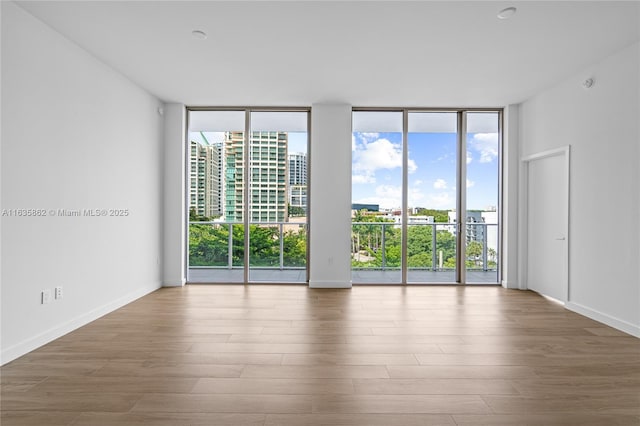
xmin=190 ymin=221 xmax=497 ymax=271
xmin=189 ymin=221 xmax=307 ymax=270
xmin=188 ymin=220 xmax=498 ymax=283
xmin=351 ymin=222 xmax=498 ymax=272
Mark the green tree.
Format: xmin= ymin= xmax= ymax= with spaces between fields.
xmin=189 ymin=223 xmax=234 ymax=266
xmin=248 ymin=225 xmax=279 ymax=266
xmin=288 ymin=205 xmax=306 ymax=217
xmin=351 ymin=213 xmax=395 ymax=267
xmin=436 ymin=230 xmax=457 ymax=270
xmin=415 ymin=209 xmax=450 ymax=222
xmin=466 ymin=241 xmax=483 ymax=268
xmin=407 ymin=225 xmax=434 ymax=268
xmin=283 ymin=228 xmax=307 ymax=267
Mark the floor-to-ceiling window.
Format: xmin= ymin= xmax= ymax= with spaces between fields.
xmin=187 ymin=108 xmax=309 ymax=284
xmin=351 ymin=108 xmax=501 ymax=284
xmin=351 ymin=111 xmax=404 ymax=284
xmin=406 ymin=112 xmax=459 ymax=283
xmin=465 ymin=112 xmax=500 ymax=284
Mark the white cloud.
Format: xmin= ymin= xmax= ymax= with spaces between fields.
xmin=354 ymin=184 xmax=424 ymax=210
xmin=407 ymin=159 xmax=417 ymax=173
xmin=469 ymin=133 xmax=498 ymax=163
xmin=466 ymin=179 xmax=475 ymax=188
xmin=353 ymin=138 xmax=401 ymax=173
xmin=425 ymin=192 xmax=455 ymax=209
xmin=413 ymin=179 xmax=423 ymax=186
xmin=467 ymin=151 xmax=473 ymax=164
xmin=408 ymin=186 xmax=425 ymax=206
xmin=360 ymin=132 xmax=380 ymax=140
xmin=376 ymin=184 xmax=401 ymax=199
xmin=352 ymin=174 xmax=375 ymax=184
xmin=355 ymin=185 xmax=402 ymax=210
xmin=352 ymin=136 xmax=419 ymax=183
xmin=433 ymin=179 xmax=447 ymax=189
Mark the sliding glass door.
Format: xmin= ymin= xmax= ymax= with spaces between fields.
xmin=407 ymin=112 xmax=459 ymax=283
xmin=351 ymin=109 xmax=501 ymax=285
xmin=351 ymin=111 xmax=404 ymax=284
xmin=465 ymin=112 xmax=500 ymax=284
xmin=187 ymin=110 xmax=245 ymax=283
xmin=187 ymin=109 xmax=309 ymax=284
xmin=248 ymin=112 xmax=308 ymax=283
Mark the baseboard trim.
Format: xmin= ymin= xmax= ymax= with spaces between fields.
xmin=309 ymin=280 xmax=352 ymax=289
xmin=501 ymin=280 xmax=521 ymax=289
xmin=163 ymin=278 xmax=186 ymax=287
xmin=0 ymin=282 xmax=162 ymax=366
xmin=565 ymin=301 xmax=640 ymax=338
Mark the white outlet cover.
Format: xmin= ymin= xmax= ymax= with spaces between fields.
xmin=42 ymin=290 xmax=52 ymax=304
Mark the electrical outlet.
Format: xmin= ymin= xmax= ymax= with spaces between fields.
xmin=41 ymin=290 xmax=52 ymax=304
xmin=55 ymin=286 xmax=63 ymax=300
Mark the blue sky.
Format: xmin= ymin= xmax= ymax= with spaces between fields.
xmin=352 ymin=131 xmax=498 ymax=211
xmin=190 ymin=129 xmax=497 ymax=212
xmin=287 ymin=132 xmax=308 ymax=154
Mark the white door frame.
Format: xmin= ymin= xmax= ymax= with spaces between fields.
xmin=518 ymin=146 xmax=570 ymax=301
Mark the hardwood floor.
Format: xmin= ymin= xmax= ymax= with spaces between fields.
xmin=2 ymin=285 xmax=639 ymax=426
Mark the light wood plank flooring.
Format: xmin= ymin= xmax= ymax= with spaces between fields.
xmin=2 ymin=285 xmax=639 ymax=426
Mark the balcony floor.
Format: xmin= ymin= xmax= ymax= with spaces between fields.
xmin=188 ymin=268 xmax=499 ymax=284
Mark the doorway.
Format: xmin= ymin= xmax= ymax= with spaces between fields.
xmin=521 ymin=146 xmax=570 ymax=301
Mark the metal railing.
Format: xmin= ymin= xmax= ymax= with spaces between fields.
xmin=189 ymin=220 xmax=497 ymax=272
xmin=189 ymin=221 xmax=307 ymax=270
xmin=351 ymin=222 xmax=498 ymax=272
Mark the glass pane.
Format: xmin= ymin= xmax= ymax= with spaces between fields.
xmin=351 ymin=111 xmax=403 ymax=284
xmin=248 ymin=111 xmax=308 ymax=283
xmin=465 ymin=112 xmax=499 ymax=284
xmin=187 ymin=111 xmax=245 ymax=283
xmin=407 ymin=112 xmax=458 ymax=283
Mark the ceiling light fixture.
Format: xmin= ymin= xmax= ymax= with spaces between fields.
xmin=191 ymin=30 xmax=207 ymax=40
xmin=582 ymin=78 xmax=595 ymax=89
xmin=497 ymin=7 xmax=517 ymax=19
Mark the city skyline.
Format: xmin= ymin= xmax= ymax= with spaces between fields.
xmin=191 ymin=128 xmax=498 ymax=217
xmin=189 ymin=131 xmax=308 ymax=222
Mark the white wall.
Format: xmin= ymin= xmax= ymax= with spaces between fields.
xmin=0 ymin=2 xmax=164 ymax=364
xmin=162 ymin=104 xmax=186 ymax=287
xmin=502 ymin=104 xmax=520 ymax=289
xmin=309 ymin=104 xmax=352 ymax=288
xmin=519 ymin=42 xmax=640 ymax=336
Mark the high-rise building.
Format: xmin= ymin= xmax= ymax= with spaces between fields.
xmin=447 ymin=210 xmax=498 ymax=254
xmin=223 ymin=132 xmax=245 ymax=222
xmin=189 ymin=138 xmax=221 ymax=218
xmin=288 ymin=152 xmax=307 ymax=211
xmin=288 ymin=152 xmax=307 ymax=186
xmin=224 ymin=131 xmax=288 ymax=222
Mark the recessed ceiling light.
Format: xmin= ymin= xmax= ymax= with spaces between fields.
xmin=497 ymin=7 xmax=517 ymax=19
xmin=192 ymin=30 xmax=207 ymax=40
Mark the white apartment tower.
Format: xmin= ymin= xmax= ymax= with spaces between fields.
xmin=224 ymin=131 xmax=288 ymax=222
xmin=288 ymin=152 xmax=307 ymax=211
xmin=189 ymin=139 xmax=221 ymax=218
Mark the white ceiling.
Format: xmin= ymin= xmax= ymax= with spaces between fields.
xmin=15 ymin=1 xmax=640 ymax=107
